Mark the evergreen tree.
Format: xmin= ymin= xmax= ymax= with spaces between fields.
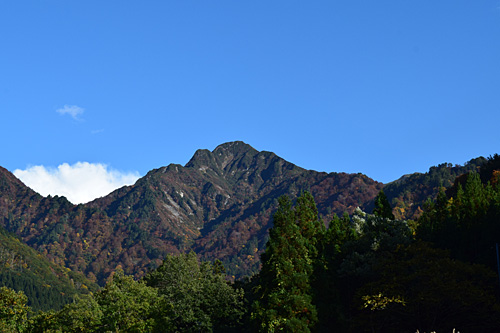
xmin=295 ymin=191 xmax=325 ymax=254
xmin=418 ymin=171 xmax=500 ymax=270
xmin=315 ymin=213 xmax=357 ymax=331
xmin=463 ymin=172 xmax=489 ymax=221
xmin=450 ymin=183 xmax=464 ymax=221
xmin=373 ymin=190 xmax=395 ymax=220
xmin=252 ymin=194 xmax=318 ymax=332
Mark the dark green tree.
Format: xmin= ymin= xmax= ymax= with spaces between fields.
xmin=418 ymin=171 xmax=500 ymax=269
xmin=295 ymin=191 xmax=325 ymax=255
xmin=332 ymin=209 xmax=414 ymax=331
xmin=144 ymin=252 xmax=244 ymax=332
xmin=353 ymin=242 xmax=500 ymax=332
xmin=373 ymin=190 xmax=395 ymax=220
xmin=315 ymin=213 xmax=357 ymax=331
xmin=252 ymin=194 xmax=318 ymax=332
xmin=463 ymin=172 xmax=489 ymax=221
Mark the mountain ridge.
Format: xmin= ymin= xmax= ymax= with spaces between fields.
xmin=0 ymin=141 xmax=488 ymax=284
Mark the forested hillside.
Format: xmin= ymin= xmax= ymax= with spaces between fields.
xmin=382 ymin=157 xmax=486 ymax=220
xmin=1 ymin=142 xmax=498 ymax=329
xmin=0 ymin=225 xmax=97 ymax=312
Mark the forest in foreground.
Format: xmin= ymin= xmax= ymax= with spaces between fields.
xmin=3 ymin=155 xmax=500 ymax=332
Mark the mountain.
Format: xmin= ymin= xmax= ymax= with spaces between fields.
xmin=85 ymin=141 xmax=384 ymax=279
xmin=0 ymin=142 xmax=384 ymax=282
xmin=0 ymin=141 xmax=488 ymax=285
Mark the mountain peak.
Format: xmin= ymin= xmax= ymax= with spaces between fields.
xmin=213 ymin=141 xmax=257 ymax=155
xmin=185 ymin=141 xmax=258 ymax=171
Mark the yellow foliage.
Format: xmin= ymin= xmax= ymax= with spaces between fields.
xmin=361 ymin=293 xmax=405 ymax=311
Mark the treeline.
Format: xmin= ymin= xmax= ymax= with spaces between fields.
xmin=3 ymin=161 xmax=500 ymax=331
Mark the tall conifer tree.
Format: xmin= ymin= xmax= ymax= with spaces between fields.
xmin=295 ymin=191 xmax=325 ymax=256
xmin=373 ymin=190 xmax=395 ymax=220
xmin=252 ymin=194 xmax=318 ymax=332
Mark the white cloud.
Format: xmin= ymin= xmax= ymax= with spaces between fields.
xmin=13 ymin=162 xmax=140 ymax=204
xmin=56 ymin=105 xmax=85 ymax=120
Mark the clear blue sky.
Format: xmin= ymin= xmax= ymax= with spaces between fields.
xmin=1 ymin=1 xmax=500 ymax=201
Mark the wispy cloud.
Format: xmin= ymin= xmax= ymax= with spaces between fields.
xmin=56 ymin=105 xmax=85 ymax=120
xmin=13 ymin=162 xmax=140 ymax=204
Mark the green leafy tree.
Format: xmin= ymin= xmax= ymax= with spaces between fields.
xmin=28 ymin=268 xmax=161 ymax=332
xmin=27 ymin=310 xmax=60 ymax=332
xmin=372 ymin=190 xmax=395 ymax=220
xmin=0 ymin=286 xmax=30 ymax=333
xmin=95 ymin=268 xmax=161 ymax=332
xmin=144 ymin=252 xmax=244 ymax=332
xmin=252 ymin=194 xmax=318 ymax=332
xmin=35 ymin=295 xmax=103 ymax=332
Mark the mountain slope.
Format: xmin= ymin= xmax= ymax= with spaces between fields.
xmin=0 ymin=142 xmax=489 ymax=283
xmin=0 ymin=142 xmax=383 ymax=281
xmin=382 ymin=158 xmax=486 ymax=220
xmin=0 ymin=224 xmax=97 ymax=311
xmin=87 ymin=141 xmax=383 ymax=278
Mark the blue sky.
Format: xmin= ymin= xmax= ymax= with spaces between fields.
xmin=1 ymin=1 xmax=500 ymax=203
